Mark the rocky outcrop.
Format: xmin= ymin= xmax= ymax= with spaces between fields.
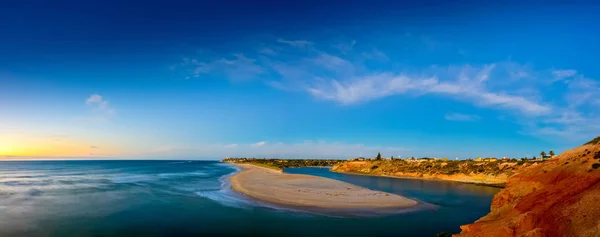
xmin=456 ymin=138 xmax=600 ymax=237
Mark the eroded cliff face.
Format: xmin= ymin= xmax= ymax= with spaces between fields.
xmin=331 ymin=159 xmax=530 ymax=186
xmin=456 ymin=142 xmax=600 ymax=237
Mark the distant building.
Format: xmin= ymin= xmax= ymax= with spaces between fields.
xmin=417 ymin=158 xmax=434 ymax=162
xmin=502 ymin=157 xmax=510 ymax=162
xmin=474 ymin=157 xmax=483 ymax=162
xmin=484 ymin=158 xmax=499 ymax=162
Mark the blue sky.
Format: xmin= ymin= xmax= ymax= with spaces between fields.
xmin=1 ymin=0 xmax=599 ymax=159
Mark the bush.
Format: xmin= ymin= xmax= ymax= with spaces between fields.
xmin=592 ymin=163 xmax=600 ymax=169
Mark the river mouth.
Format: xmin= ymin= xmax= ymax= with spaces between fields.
xmin=0 ymin=161 xmax=500 ymax=237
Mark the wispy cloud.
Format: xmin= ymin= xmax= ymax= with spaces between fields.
xmin=253 ymin=141 xmax=266 ymax=147
xmin=174 ymin=38 xmax=598 ymax=142
xmin=552 ymin=69 xmax=577 ymax=81
xmin=445 ymin=113 xmax=481 ymax=122
xmin=276 ymin=38 xmax=313 ymax=47
xmin=305 ymin=66 xmax=550 ymax=116
xmin=333 ymin=40 xmax=356 ymax=54
xmin=361 ymin=49 xmax=389 ymax=61
xmin=181 ymin=54 xmax=264 ymax=81
xmin=259 ymin=48 xmax=277 ymax=55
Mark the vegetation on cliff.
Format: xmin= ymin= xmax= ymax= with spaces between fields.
xmin=222 ymin=158 xmax=343 ymax=169
xmin=585 ymin=135 xmax=600 ymax=145
xmin=331 ymin=158 xmax=546 ymax=185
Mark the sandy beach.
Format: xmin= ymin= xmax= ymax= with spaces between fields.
xmin=229 ymin=163 xmax=418 ymax=210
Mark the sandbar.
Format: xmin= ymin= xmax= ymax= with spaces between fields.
xmin=229 ymin=164 xmax=418 ymax=210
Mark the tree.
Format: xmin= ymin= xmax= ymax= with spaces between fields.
xmin=540 ymin=151 xmax=546 ymax=158
xmin=549 ymin=151 xmax=555 ymax=157
xmin=376 ymin=152 xmax=382 ymax=160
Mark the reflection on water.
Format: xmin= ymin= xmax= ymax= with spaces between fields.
xmin=0 ymin=161 xmax=501 ymax=237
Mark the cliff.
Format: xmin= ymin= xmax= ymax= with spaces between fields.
xmin=456 ymin=138 xmax=600 ymax=237
xmin=331 ymin=159 xmax=537 ymax=186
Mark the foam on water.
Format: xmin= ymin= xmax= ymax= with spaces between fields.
xmin=110 ymin=174 xmax=156 ymax=184
xmin=194 ymin=163 xmax=254 ymax=209
xmin=157 ymin=170 xmax=213 ymax=178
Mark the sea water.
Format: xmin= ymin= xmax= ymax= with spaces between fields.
xmin=0 ymin=160 xmax=500 ymax=237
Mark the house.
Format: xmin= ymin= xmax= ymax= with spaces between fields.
xmin=484 ymin=158 xmax=499 ymax=162
xmin=502 ymin=157 xmax=510 ymax=162
xmin=474 ymin=157 xmax=483 ymax=162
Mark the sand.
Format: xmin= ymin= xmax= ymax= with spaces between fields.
xmin=229 ymin=163 xmax=418 ymax=210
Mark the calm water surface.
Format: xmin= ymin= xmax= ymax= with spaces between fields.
xmin=0 ymin=161 xmax=500 ymax=237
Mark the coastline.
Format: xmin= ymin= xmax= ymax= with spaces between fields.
xmin=331 ymin=169 xmax=506 ymax=188
xmin=228 ymin=163 xmax=419 ymax=211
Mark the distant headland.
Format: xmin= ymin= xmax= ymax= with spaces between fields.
xmin=223 ymin=152 xmax=556 ymax=187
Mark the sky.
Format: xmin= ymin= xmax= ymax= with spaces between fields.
xmin=1 ymin=0 xmax=600 ymax=159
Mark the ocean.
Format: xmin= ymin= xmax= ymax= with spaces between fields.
xmin=0 ymin=160 xmax=500 ymax=237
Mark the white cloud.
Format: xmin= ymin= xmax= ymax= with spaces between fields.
xmin=253 ymin=141 xmax=266 ymax=147
xmin=306 ymin=67 xmax=551 ymax=116
xmin=83 ymin=94 xmax=115 ymax=121
xmin=552 ymin=69 xmax=577 ymax=80
xmin=277 ymin=38 xmax=313 ymax=47
xmin=445 ymin=113 xmax=481 ymax=122
xmin=86 ymin=94 xmax=103 ymax=104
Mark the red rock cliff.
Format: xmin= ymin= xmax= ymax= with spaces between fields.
xmin=456 ymin=139 xmax=600 ymax=237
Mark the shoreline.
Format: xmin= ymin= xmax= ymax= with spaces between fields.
xmin=331 ymin=170 xmax=506 ymax=188
xmin=228 ymin=163 xmax=419 ymax=211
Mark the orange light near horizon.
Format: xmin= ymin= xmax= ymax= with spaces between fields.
xmin=0 ymin=135 xmax=115 ymax=158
